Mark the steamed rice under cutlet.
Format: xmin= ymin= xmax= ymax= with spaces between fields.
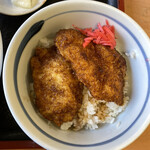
xmin=30 ymin=37 xmax=129 ymax=131
xmin=60 ymin=78 xmax=129 ymax=130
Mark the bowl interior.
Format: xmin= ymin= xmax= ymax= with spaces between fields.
xmin=4 ymin=1 xmax=150 ymax=150
xmin=17 ymin=9 xmax=148 ymax=143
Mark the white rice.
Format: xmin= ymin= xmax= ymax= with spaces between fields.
xmin=125 ymin=50 xmax=137 ymax=59
xmin=38 ymin=37 xmax=54 ymax=48
xmin=31 ymin=37 xmax=130 ymax=131
xmin=60 ymin=77 xmax=129 ymax=131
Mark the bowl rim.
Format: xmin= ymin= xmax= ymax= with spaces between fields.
xmin=2 ymin=0 xmax=150 ymax=149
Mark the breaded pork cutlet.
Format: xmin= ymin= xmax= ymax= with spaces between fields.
xmin=30 ymin=46 xmax=83 ymax=126
xmin=55 ymin=29 xmax=126 ymax=105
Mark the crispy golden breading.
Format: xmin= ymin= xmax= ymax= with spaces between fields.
xmin=30 ymin=46 xmax=83 ymax=126
xmin=55 ymin=29 xmax=127 ymax=105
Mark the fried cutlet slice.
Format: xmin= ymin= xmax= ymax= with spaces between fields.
xmin=55 ymin=29 xmax=127 ymax=105
xmin=30 ymin=46 xmax=83 ymax=126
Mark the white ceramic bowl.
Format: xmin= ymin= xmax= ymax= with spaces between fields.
xmin=3 ymin=1 xmax=150 ymax=150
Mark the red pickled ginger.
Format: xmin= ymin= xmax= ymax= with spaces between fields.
xmin=73 ymin=20 xmax=116 ymax=49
